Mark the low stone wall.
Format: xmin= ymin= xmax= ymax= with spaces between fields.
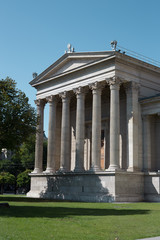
xmin=144 ymin=172 xmax=160 ymax=202
xmin=27 ymin=172 xmax=115 ymax=202
xmin=115 ymin=172 xmax=144 ymax=202
xmin=27 ymin=171 xmax=145 ymax=202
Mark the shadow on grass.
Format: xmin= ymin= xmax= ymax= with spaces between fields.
xmin=0 ymin=195 xmax=63 ymax=202
xmin=0 ymin=205 xmax=149 ymax=218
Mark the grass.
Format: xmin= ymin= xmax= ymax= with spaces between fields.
xmin=0 ymin=195 xmax=160 ymax=240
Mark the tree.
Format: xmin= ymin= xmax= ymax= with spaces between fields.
xmin=0 ymin=155 xmax=24 ymax=194
xmin=18 ymin=134 xmax=36 ymax=170
xmin=0 ymin=172 xmax=15 ymax=194
xmin=15 ymin=134 xmax=47 ymax=170
xmin=0 ymin=134 xmax=48 ymax=192
xmin=17 ymin=169 xmax=31 ymax=193
xmin=0 ymin=77 xmax=37 ymax=150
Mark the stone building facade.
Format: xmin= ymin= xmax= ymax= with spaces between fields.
xmin=27 ymin=48 xmax=160 ymax=202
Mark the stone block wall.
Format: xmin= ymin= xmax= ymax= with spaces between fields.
xmin=27 ymin=172 xmax=145 ymax=202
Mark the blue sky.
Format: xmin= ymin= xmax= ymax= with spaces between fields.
xmin=1 ymin=0 xmax=160 ymax=136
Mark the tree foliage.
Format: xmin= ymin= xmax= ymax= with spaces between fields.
xmin=0 ymin=77 xmax=37 ymax=150
xmin=19 ymin=134 xmax=36 ymax=169
xmin=0 ymin=172 xmax=15 ymax=184
xmin=0 ymin=172 xmax=15 ymax=194
xmin=17 ymin=169 xmax=31 ymax=193
xmin=12 ymin=134 xmax=47 ymax=171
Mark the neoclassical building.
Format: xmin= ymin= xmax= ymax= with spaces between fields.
xmin=27 ymin=45 xmax=160 ymax=202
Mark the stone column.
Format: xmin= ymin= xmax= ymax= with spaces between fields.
xmin=32 ymin=99 xmax=45 ymax=173
xmin=89 ymin=82 xmax=104 ymax=171
xmin=59 ymin=91 xmax=71 ymax=172
xmin=143 ymin=115 xmax=151 ymax=171
xmin=107 ymin=77 xmax=120 ymax=171
xmin=125 ymin=82 xmax=140 ymax=171
xmin=45 ymin=96 xmax=58 ymax=173
xmin=73 ymin=87 xmax=85 ymax=172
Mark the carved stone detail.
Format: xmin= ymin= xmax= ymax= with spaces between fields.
xmin=73 ymin=86 xmax=88 ymax=95
xmin=34 ymin=99 xmax=46 ymax=107
xmin=59 ymin=91 xmax=72 ymax=100
xmin=46 ymin=95 xmax=59 ymax=103
xmin=89 ymin=81 xmax=105 ymax=94
xmin=124 ymin=81 xmax=140 ymax=93
xmin=106 ymin=76 xmax=121 ymax=90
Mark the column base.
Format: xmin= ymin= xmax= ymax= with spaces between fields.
xmin=127 ymin=167 xmax=140 ymax=172
xmin=89 ymin=166 xmax=101 ymax=172
xmin=43 ymin=168 xmax=55 ymax=174
xmin=31 ymin=168 xmax=43 ymax=174
xmin=106 ymin=165 xmax=120 ymax=172
xmin=58 ymin=167 xmax=68 ymax=173
xmin=73 ymin=167 xmax=85 ymax=172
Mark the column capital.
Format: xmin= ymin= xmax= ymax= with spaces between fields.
xmin=46 ymin=95 xmax=59 ymax=103
xmin=107 ymin=76 xmax=121 ymax=90
xmin=34 ymin=99 xmax=46 ymax=107
xmin=124 ymin=81 xmax=140 ymax=94
xmin=59 ymin=91 xmax=72 ymax=101
xmin=89 ymin=81 xmax=105 ymax=94
xmin=73 ymin=86 xmax=88 ymax=96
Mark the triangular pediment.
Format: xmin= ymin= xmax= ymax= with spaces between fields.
xmin=30 ymin=51 xmax=115 ymax=86
xmin=50 ymin=58 xmax=98 ymax=76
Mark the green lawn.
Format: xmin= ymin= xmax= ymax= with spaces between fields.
xmin=0 ymin=195 xmax=160 ymax=240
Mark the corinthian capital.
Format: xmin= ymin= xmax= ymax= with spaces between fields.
xmin=59 ymin=91 xmax=72 ymax=100
xmin=46 ymin=95 xmax=59 ymax=103
xmin=89 ymin=81 xmax=105 ymax=91
xmin=73 ymin=86 xmax=88 ymax=95
xmin=124 ymin=81 xmax=140 ymax=94
xmin=34 ymin=99 xmax=46 ymax=107
xmin=106 ymin=76 xmax=121 ymax=86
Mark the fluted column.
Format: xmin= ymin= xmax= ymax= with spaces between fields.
xmin=143 ymin=115 xmax=151 ymax=171
xmin=45 ymin=96 xmax=58 ymax=173
xmin=73 ymin=87 xmax=85 ymax=172
xmin=107 ymin=77 xmax=120 ymax=171
xmin=32 ymin=99 xmax=45 ymax=173
xmin=89 ymin=82 xmax=104 ymax=171
xmin=59 ymin=91 xmax=71 ymax=172
xmin=125 ymin=82 xmax=140 ymax=171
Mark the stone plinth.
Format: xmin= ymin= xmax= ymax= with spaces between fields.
xmin=144 ymin=172 xmax=160 ymax=202
xmin=27 ymin=172 xmax=144 ymax=202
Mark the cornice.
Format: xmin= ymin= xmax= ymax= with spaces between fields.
xmin=30 ymin=51 xmax=115 ymax=86
xmin=115 ymin=52 xmax=160 ymax=75
xmin=31 ymin=54 xmax=116 ymax=88
xmin=31 ymin=50 xmax=160 ymax=88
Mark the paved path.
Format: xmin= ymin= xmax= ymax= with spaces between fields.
xmin=137 ymin=237 xmax=160 ymax=240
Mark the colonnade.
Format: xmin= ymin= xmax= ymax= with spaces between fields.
xmin=32 ymin=77 xmax=140 ymax=174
